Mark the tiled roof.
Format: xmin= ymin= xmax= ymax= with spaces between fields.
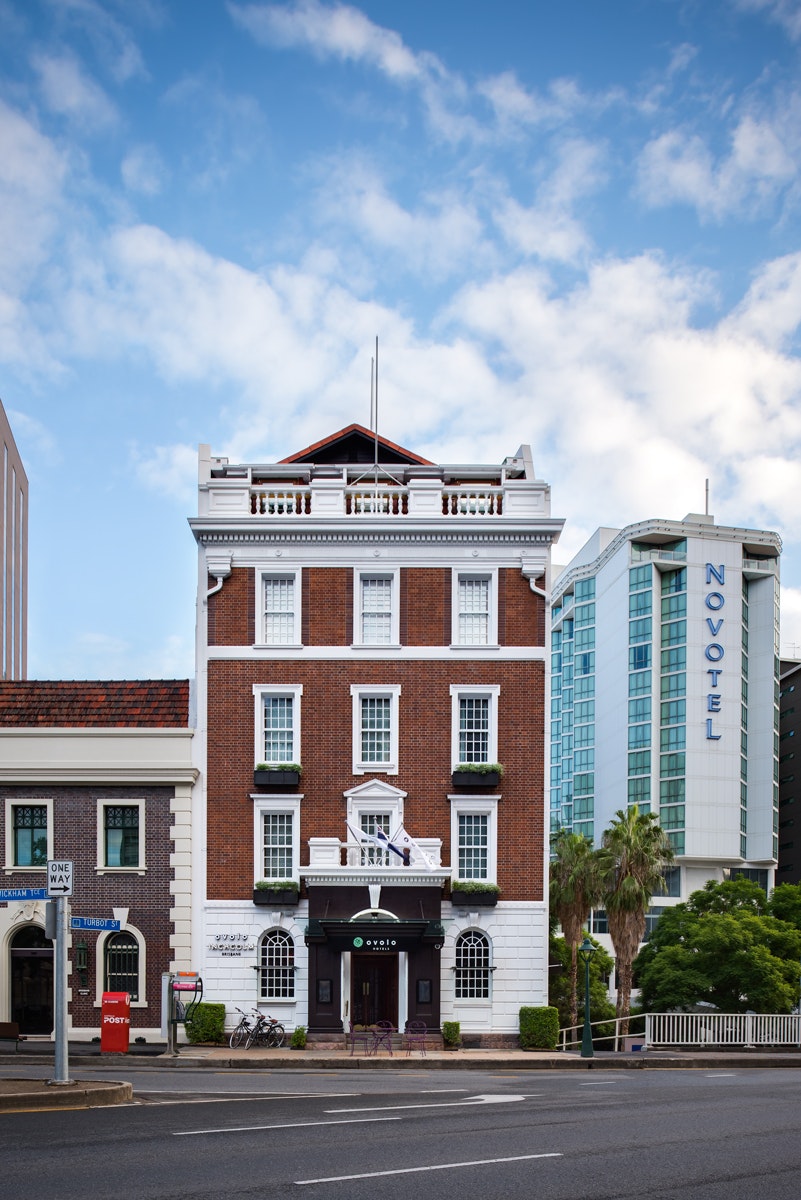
xmin=0 ymin=681 xmax=191 ymax=728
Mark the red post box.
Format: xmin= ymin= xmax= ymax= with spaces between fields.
xmin=101 ymin=991 xmax=131 ymax=1053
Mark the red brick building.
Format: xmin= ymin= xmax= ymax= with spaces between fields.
xmin=0 ymin=681 xmax=194 ymax=1040
xmin=191 ymin=426 xmax=562 ymax=1043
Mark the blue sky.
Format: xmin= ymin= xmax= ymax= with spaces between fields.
xmin=2 ymin=0 xmax=801 ymax=678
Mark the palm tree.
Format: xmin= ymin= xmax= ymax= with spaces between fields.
xmin=600 ymin=806 xmax=674 ymax=1036
xmin=549 ymin=830 xmax=604 ymax=1031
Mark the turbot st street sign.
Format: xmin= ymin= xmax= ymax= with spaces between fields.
xmin=70 ymin=916 xmax=120 ymax=932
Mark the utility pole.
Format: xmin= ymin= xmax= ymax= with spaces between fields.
xmin=47 ymin=860 xmax=74 ymax=1086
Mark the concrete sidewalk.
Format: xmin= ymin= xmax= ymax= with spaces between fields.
xmin=1 ymin=1042 xmax=800 ymax=1110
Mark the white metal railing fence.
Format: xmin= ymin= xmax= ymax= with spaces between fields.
xmin=558 ymin=1015 xmax=645 ymax=1052
xmin=645 ymin=1012 xmax=801 ymax=1048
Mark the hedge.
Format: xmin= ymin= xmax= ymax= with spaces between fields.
xmin=185 ymin=1002 xmax=227 ymax=1044
xmin=519 ymin=1005 xmax=559 ymax=1050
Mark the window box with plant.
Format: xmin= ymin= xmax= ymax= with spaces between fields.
xmin=253 ymin=763 xmax=302 ymax=787
xmin=253 ymin=879 xmax=300 ymax=905
xmin=450 ymin=880 xmax=501 ymax=907
xmin=451 ymin=763 xmax=503 ymax=789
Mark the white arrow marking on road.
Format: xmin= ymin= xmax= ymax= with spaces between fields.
xmin=326 ymin=1094 xmax=537 ymax=1113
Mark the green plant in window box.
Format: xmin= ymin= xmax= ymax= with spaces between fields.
xmin=253 ymin=879 xmax=300 ymax=905
xmin=450 ymin=880 xmax=501 ymax=906
xmin=254 ymin=762 xmax=302 ymax=786
xmin=451 ymin=763 xmax=504 ymax=788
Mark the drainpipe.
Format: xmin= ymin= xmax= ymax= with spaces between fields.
xmin=205 ymin=554 xmax=232 ymax=601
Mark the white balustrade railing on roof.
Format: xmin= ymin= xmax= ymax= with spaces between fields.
xmin=245 ymin=484 xmax=506 ymax=518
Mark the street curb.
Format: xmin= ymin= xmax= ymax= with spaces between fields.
xmin=0 ymin=1080 xmax=133 ymax=1111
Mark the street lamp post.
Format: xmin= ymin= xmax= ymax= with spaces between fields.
xmin=578 ymin=935 xmax=597 ymax=1059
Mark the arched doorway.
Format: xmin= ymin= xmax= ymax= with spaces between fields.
xmin=10 ymin=925 xmax=53 ymax=1034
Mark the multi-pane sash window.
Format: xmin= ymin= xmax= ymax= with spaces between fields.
xmin=13 ymin=805 xmax=47 ymax=866
xmin=264 ymin=576 xmax=295 ymax=645
xmin=104 ymin=806 xmax=139 ymax=867
xmin=259 ymin=930 xmax=295 ymax=1000
xmin=262 ymin=813 xmax=294 ymax=878
xmin=458 ymin=813 xmax=489 ymax=878
xmin=360 ymin=812 xmax=392 ymax=865
xmin=263 ymin=696 xmax=294 ymax=763
xmin=459 ymin=697 xmax=489 ymax=762
xmin=458 ymin=577 xmax=489 ymax=644
xmin=360 ymin=577 xmax=392 ymax=644
xmin=105 ymin=933 xmax=139 ymax=999
xmin=361 ymin=696 xmax=391 ymax=763
xmin=455 ymin=930 xmax=490 ymax=999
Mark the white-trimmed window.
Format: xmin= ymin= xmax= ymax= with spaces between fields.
xmin=5 ymin=799 xmax=53 ymax=869
xmin=452 ymin=571 xmax=497 ymax=646
xmin=351 ymin=685 xmax=400 ymax=774
xmin=96 ymin=922 xmax=148 ymax=1007
xmin=253 ymin=795 xmax=301 ymax=883
xmin=259 ymin=570 xmax=301 ymax=646
xmin=259 ymin=929 xmax=295 ymax=1001
xmin=97 ymin=800 xmax=145 ymax=872
xmin=353 ymin=570 xmax=399 ymax=646
xmin=344 ymin=779 xmax=406 ymax=866
xmin=450 ymin=685 xmax=500 ymax=767
xmin=253 ymin=685 xmax=303 ymax=766
xmin=455 ymin=930 xmax=491 ymax=999
xmin=449 ymin=796 xmax=499 ymax=882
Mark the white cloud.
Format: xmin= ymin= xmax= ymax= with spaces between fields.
xmin=121 ymin=144 xmax=167 ymax=195
xmin=781 ymin=586 xmax=801 ymax=658
xmin=0 ymin=101 xmax=66 ymax=292
xmin=732 ymin=0 xmax=801 ymax=40
xmin=132 ymin=442 xmax=198 ymax=504
xmin=637 ymin=110 xmax=798 ymax=219
xmin=31 ymin=51 xmax=118 ymax=130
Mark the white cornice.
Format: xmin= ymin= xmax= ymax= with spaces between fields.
xmin=207 ymin=645 xmax=546 ymax=661
xmin=301 ymin=867 xmax=449 ymax=886
xmin=0 ymin=767 xmax=198 ymax=784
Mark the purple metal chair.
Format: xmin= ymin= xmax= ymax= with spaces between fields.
xmin=404 ymin=1019 xmax=427 ymax=1056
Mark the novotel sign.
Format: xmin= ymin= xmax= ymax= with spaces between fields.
xmin=704 ymin=563 xmax=725 ymax=741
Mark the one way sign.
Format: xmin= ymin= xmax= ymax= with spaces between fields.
xmin=47 ymin=860 xmax=74 ymax=897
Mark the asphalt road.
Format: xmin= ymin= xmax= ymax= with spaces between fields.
xmin=3 ymin=1067 xmax=801 ymax=1200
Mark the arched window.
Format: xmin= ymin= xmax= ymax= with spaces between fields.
xmin=104 ymin=932 xmax=140 ymax=1001
xmin=259 ymin=930 xmax=294 ymax=1001
xmin=455 ymin=930 xmax=490 ymax=999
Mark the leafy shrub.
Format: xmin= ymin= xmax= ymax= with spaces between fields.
xmin=291 ymin=1025 xmax=307 ymax=1049
xmin=184 ymin=1002 xmax=226 ymax=1044
xmin=442 ymin=1021 xmax=461 ymax=1047
xmin=519 ymin=1005 xmax=559 ymax=1050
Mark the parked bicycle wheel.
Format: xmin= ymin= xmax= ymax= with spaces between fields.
xmin=266 ymin=1023 xmax=285 ymax=1048
xmin=229 ymin=1022 xmax=247 ymax=1049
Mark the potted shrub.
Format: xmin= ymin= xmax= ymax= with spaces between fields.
xmin=450 ymin=880 xmax=501 ymax=907
xmin=451 ymin=762 xmax=503 ymax=789
xmin=254 ymin=762 xmax=302 ymax=787
xmin=442 ymin=1021 xmax=461 ymax=1050
xmin=253 ymin=879 xmax=300 ymax=905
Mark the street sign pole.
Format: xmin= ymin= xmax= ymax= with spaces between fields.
xmin=51 ymin=893 xmax=71 ymax=1085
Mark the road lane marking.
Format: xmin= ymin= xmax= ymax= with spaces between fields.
xmin=706 ymin=1073 xmax=738 ymax=1078
xmin=296 ymin=1152 xmax=562 ymax=1185
xmin=175 ymin=1116 xmax=400 ymax=1136
xmin=578 ymin=1080 xmax=625 ymax=1086
xmin=326 ymin=1094 xmax=537 ymax=1113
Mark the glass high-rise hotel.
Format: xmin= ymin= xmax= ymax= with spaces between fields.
xmin=550 ymin=514 xmax=781 ymax=907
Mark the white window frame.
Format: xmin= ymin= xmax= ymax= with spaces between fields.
xmin=353 ymin=569 xmax=400 ymax=647
xmin=253 ymin=684 xmax=303 ymax=766
xmin=257 ymin=569 xmax=302 ymax=647
xmin=96 ymin=798 xmax=146 ymax=874
xmin=94 ymin=922 xmax=148 ymax=1009
xmin=258 ymin=928 xmax=296 ymax=1002
xmin=451 ymin=569 xmax=498 ymax=647
xmin=450 ymin=685 xmax=500 ymax=768
xmin=4 ymin=798 xmax=54 ymax=871
xmin=344 ymin=779 xmax=406 ymax=866
xmin=252 ymin=794 xmax=301 ymax=884
xmin=351 ymin=684 xmax=400 ymax=774
xmin=449 ymin=795 xmax=499 ymax=884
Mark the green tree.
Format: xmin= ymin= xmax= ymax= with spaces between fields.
xmin=549 ymin=830 xmax=605 ymax=1029
xmin=767 ymin=882 xmax=801 ymax=930
xmin=599 ymin=806 xmax=674 ymax=1036
xmin=635 ymin=882 xmax=801 ymax=1014
xmin=549 ymin=932 xmax=615 ymax=1043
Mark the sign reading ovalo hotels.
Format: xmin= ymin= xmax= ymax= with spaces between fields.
xmin=704 ymin=564 xmax=725 ymax=741
xmin=208 ymin=932 xmax=256 ymax=956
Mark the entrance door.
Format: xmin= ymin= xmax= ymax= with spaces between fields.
xmin=10 ymin=926 xmax=54 ymax=1034
xmin=351 ymin=953 xmax=398 ymax=1026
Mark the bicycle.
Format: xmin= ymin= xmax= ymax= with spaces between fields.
xmin=245 ymin=1012 xmax=285 ymax=1048
xmin=229 ymin=1007 xmax=256 ymax=1049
